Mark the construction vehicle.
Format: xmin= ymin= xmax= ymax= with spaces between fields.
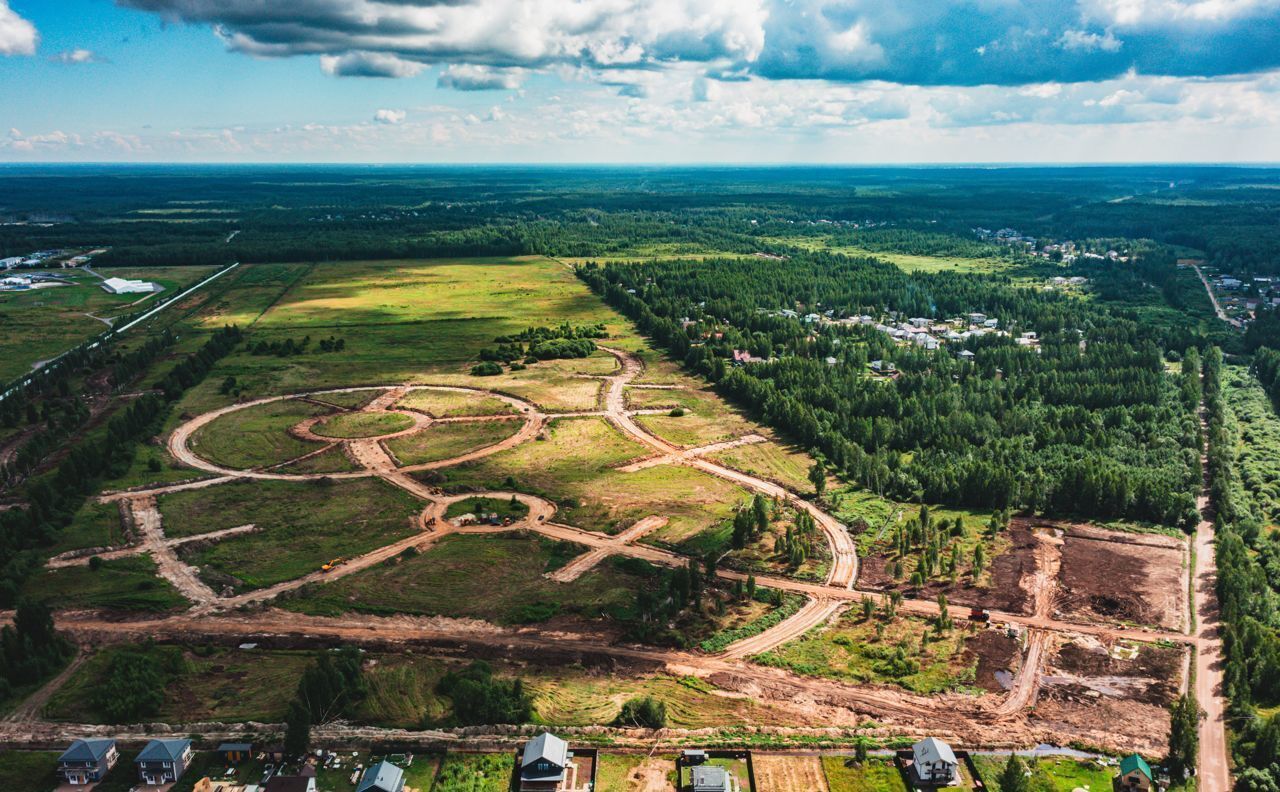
xmin=968 ymin=607 xmax=991 ymax=623
xmin=321 ymin=557 xmax=344 ymax=572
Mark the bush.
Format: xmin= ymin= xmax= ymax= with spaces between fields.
xmin=470 ymin=361 xmax=502 ymax=376
xmin=614 ymin=696 xmax=667 ymax=728
xmin=668 ymin=407 xmax=685 ymax=417
xmin=437 ymin=661 xmax=532 ymax=725
xmin=88 ymin=556 xmax=103 ymax=571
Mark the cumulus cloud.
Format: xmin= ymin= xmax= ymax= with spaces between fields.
xmin=320 ymin=52 xmax=424 ymax=78
xmin=374 ymin=108 xmax=407 ymax=125
xmin=437 ymin=64 xmax=524 ymax=91
xmin=51 ymin=48 xmax=106 ymax=64
xmin=0 ymin=0 xmax=37 ymax=56
xmin=119 ymin=0 xmax=1280 ymax=86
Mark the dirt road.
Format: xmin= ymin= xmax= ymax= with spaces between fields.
xmin=1194 ymin=477 xmax=1230 ymax=792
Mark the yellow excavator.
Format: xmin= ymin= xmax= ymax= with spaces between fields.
xmin=321 ymin=557 xmax=344 ymax=572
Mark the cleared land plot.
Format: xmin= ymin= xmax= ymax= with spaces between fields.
xmin=274 ymin=443 xmax=362 ymax=474
xmin=160 ymin=478 xmax=422 ymax=590
xmin=706 ymin=439 xmax=816 ymax=495
xmin=822 ymin=757 xmax=907 ymax=792
xmin=386 ymin=419 xmax=523 ymax=466
xmin=312 ymin=410 xmax=414 ymax=438
xmin=398 ymin=389 xmax=516 ymax=417
xmin=632 ymin=388 xmax=759 ymax=448
xmin=284 ymin=532 xmax=654 ymax=626
xmin=752 ymin=755 xmax=831 ymax=792
xmin=22 ymin=553 xmax=188 ymax=612
xmin=596 ymin=755 xmax=677 ymax=792
xmin=427 ymin=357 xmax=610 ymax=412
xmin=1056 ymin=523 xmax=1186 ymax=630
xmin=753 ymin=612 xmax=980 ymax=694
xmin=1029 ymin=635 xmax=1182 ymax=754
xmin=311 ymin=387 xmax=386 ymax=409
xmin=436 ymin=417 xmax=747 ymax=537
xmin=188 ymin=397 xmax=329 ymax=469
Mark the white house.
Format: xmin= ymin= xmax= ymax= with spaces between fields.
xmin=911 ymin=737 xmax=958 ymax=786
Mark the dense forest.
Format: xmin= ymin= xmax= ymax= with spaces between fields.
xmin=579 ymin=253 xmax=1203 ymax=527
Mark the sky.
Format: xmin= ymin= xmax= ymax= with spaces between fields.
xmin=1 ymin=0 xmax=1279 ymax=163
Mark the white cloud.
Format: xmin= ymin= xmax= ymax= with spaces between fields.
xmin=374 ymin=108 xmax=407 ymax=125
xmin=51 ymin=48 xmax=105 ymax=64
xmin=0 ymin=0 xmax=37 ymax=56
xmin=1058 ymin=29 xmax=1124 ymax=52
xmin=437 ymin=65 xmax=525 ymax=91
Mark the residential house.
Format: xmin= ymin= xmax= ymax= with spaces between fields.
xmin=1114 ymin=754 xmax=1154 ymax=792
xmin=519 ymin=732 xmax=569 ymax=791
xmin=218 ymin=742 xmax=254 ymax=764
xmin=691 ymin=764 xmax=737 ymax=792
xmin=355 ymin=760 xmax=405 ymax=792
xmin=957 ymin=349 xmax=976 ymax=360
xmin=910 ymin=737 xmax=958 ymax=786
xmin=869 ymin=359 xmax=897 ymax=375
xmin=58 ymin=738 xmax=119 ymax=785
xmin=909 ymin=317 xmax=930 ymax=328
xmin=136 ymin=738 xmax=194 ymax=785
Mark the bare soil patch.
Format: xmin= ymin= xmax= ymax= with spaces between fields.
xmin=856 ymin=522 xmax=1037 ymax=615
xmin=1055 ymin=523 xmax=1186 ymax=630
xmin=963 ymin=628 xmax=1021 ymax=693
xmin=752 ymin=754 xmax=830 ymax=792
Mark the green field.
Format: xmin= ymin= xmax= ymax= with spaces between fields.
xmin=435 ymin=416 xmax=747 ymax=538
xmin=754 ymin=612 xmax=978 ymax=694
xmin=188 ymin=398 xmax=329 ymax=469
xmin=50 ymin=499 xmax=126 ymax=553
xmin=22 ymin=554 xmax=188 ymax=612
xmin=283 ymin=532 xmax=650 ymax=624
xmin=972 ymin=756 xmax=1117 ymax=792
xmin=629 ymin=387 xmax=759 ymax=448
xmin=706 ymin=439 xmax=816 ymax=496
xmin=386 ymin=420 xmax=522 ymax=466
xmin=444 ymin=495 xmax=529 ymax=521
xmin=0 ymin=265 xmax=216 ymax=382
xmin=159 ymin=477 xmax=422 ymax=590
xmin=398 ymin=389 xmax=516 ymax=417
xmin=430 ymin=753 xmax=513 ymax=791
xmin=312 ymin=410 xmax=414 ymax=438
xmin=0 ymin=750 xmax=59 ymax=792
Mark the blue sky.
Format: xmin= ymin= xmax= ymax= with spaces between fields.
xmin=2 ymin=0 xmax=1279 ymax=163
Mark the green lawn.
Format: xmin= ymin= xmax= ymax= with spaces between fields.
xmin=973 ymin=756 xmax=1117 ymax=792
xmin=188 ymin=398 xmax=329 ymax=469
xmin=22 ymin=554 xmax=188 ymax=612
xmin=49 ymin=499 xmax=127 ymax=553
xmin=0 ymin=750 xmax=60 ymax=792
xmin=444 ymin=496 xmax=530 ymax=521
xmin=386 ymin=420 xmax=522 ymax=466
xmin=430 ymin=753 xmax=513 ymax=791
xmin=312 ymin=410 xmax=414 ymax=438
xmin=283 ymin=532 xmax=651 ymax=625
xmin=822 ymin=757 xmax=908 ymax=792
xmin=398 ymin=389 xmax=516 ymax=417
xmin=157 ymin=477 xmax=422 ymax=590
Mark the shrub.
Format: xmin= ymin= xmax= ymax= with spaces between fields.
xmin=470 ymin=361 xmax=502 ymax=376
xmin=614 ymin=696 xmax=667 ymax=728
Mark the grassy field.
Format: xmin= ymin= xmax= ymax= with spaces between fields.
xmin=386 ymin=420 xmax=522 ymax=466
xmin=444 ymin=495 xmax=529 ymax=521
xmin=275 ymin=444 xmax=362 ymax=473
xmin=22 ymin=554 xmax=188 ymax=612
xmin=754 ymin=612 xmax=979 ymax=694
xmin=312 ymin=410 xmax=414 ymax=438
xmin=0 ymin=265 xmax=216 ymax=382
xmin=430 ymin=753 xmax=513 ymax=791
xmin=0 ymin=750 xmax=59 ymax=792
xmin=762 ymin=236 xmax=1015 ymax=275
xmin=188 ymin=397 xmax=329 ymax=468
xmin=530 ymin=672 xmax=797 ymax=728
xmin=398 ymin=389 xmax=517 ymax=417
xmin=972 ymin=756 xmax=1116 ymax=792
xmin=424 ymin=355 xmax=611 ymax=412
xmin=49 ymin=499 xmax=126 ymax=553
xmin=283 ymin=532 xmax=650 ymax=624
xmin=629 ymin=387 xmax=759 ymax=448
xmin=159 ymin=477 xmax=422 ymax=590
xmin=707 ymin=439 xmax=816 ymax=495
xmin=436 ymin=416 xmax=747 ymax=538
xmin=822 ymin=757 xmax=908 ymax=792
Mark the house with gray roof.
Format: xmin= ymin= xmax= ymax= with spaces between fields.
xmin=911 ymin=737 xmax=958 ymax=786
xmin=692 ymin=764 xmax=738 ymax=792
xmin=58 ymin=738 xmax=119 ymax=785
xmin=519 ymin=732 xmax=569 ymax=791
xmin=136 ymin=738 xmax=193 ymax=785
xmin=355 ymin=760 xmax=405 ymax=792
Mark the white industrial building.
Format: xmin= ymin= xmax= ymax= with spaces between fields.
xmin=101 ymin=277 xmax=159 ymax=295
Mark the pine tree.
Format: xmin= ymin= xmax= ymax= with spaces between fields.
xmin=998 ymin=754 xmax=1029 ymax=792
